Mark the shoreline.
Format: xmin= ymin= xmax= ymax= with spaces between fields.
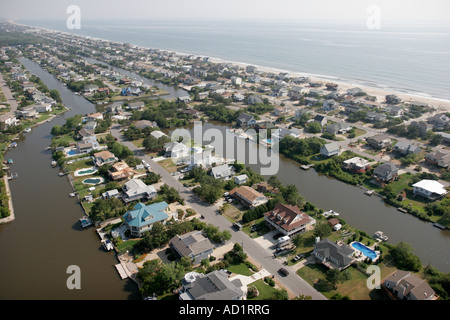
xmin=0 ymin=175 xmax=14 ymax=225
xmin=8 ymin=20 xmax=450 ymax=110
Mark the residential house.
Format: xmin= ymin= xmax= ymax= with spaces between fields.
xmin=313 ymin=115 xmax=327 ymax=127
xmin=134 ymin=120 xmax=157 ymax=129
xmin=164 ymin=141 xmax=188 ymax=159
xmin=123 ymin=201 xmax=170 ymax=237
xmin=128 ymin=101 xmax=145 ymax=110
xmin=33 ymin=103 xmax=52 ymax=113
xmin=86 ymin=112 xmax=103 ymax=121
xmin=412 ymin=180 xmax=448 ymax=201
xmin=410 ymin=121 xmax=432 ymax=137
xmin=366 ymin=134 xmax=392 ymax=149
xmin=178 ymin=96 xmax=192 ymax=104
xmin=365 ymin=112 xmax=387 ymax=123
xmin=427 ymin=113 xmax=450 ymax=131
xmin=385 ymin=94 xmax=401 ymax=104
xmin=247 ymin=95 xmax=262 ymax=105
xmin=373 ymin=163 xmax=399 ymax=184
xmin=343 ymin=157 xmax=370 ymax=173
xmin=150 ymin=130 xmax=168 ymax=139
xmin=234 ymin=174 xmax=248 ymax=185
xmin=233 ymin=93 xmax=245 ymax=102
xmin=122 ymin=178 xmax=157 ymax=203
xmin=83 ymin=84 xmax=99 ymax=93
xmin=210 ymin=164 xmax=232 ymax=180
xmin=236 ymin=113 xmax=256 ymax=127
xmin=312 ymin=238 xmax=355 ymax=270
xmin=393 ymin=141 xmax=421 ymax=156
xmin=304 ymin=97 xmax=319 ymax=107
xmin=320 ymin=142 xmax=341 ymax=157
xmin=264 ymin=203 xmax=315 ymax=237
xmin=15 ymin=106 xmax=37 ymax=119
xmin=179 ymin=270 xmax=245 ymax=300
xmin=347 ymin=87 xmax=364 ymax=96
xmin=229 ymin=186 xmax=268 ymax=208
xmin=0 ymin=114 xmax=18 ymax=127
xmin=102 ymin=189 xmax=121 ymax=200
xmin=169 ymin=230 xmax=215 ymax=265
xmin=230 ymin=76 xmax=242 ymax=85
xmin=325 ymin=83 xmax=339 ymax=91
xmin=384 ymin=105 xmax=404 ymax=117
xmin=108 ymin=161 xmax=136 ymax=181
xmin=322 ymin=99 xmax=340 ymax=112
xmin=383 ymin=270 xmax=436 ymax=300
xmin=325 ymin=122 xmax=352 ymax=135
xmin=77 ymin=128 xmax=95 ymax=140
xmin=121 ymin=86 xmax=142 ymax=96
xmin=92 ymin=150 xmax=117 ymax=167
xmin=425 ymin=149 xmax=450 ymax=168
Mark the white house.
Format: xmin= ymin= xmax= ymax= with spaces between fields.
xmin=412 ymin=180 xmax=447 ymax=201
xmin=210 ymin=164 xmax=232 ymax=180
xmin=234 ymin=174 xmax=248 ymax=185
xmin=122 ymin=179 xmax=157 ymax=203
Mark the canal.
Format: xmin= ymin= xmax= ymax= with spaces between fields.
xmin=0 ymin=57 xmax=142 ymax=299
xmin=173 ymin=121 xmax=450 ymax=273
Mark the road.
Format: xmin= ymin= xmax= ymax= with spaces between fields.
xmin=0 ymin=72 xmax=18 ymax=115
xmin=110 ymin=125 xmax=327 ymax=300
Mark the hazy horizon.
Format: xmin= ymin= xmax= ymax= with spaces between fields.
xmin=1 ymin=0 xmax=449 ymax=23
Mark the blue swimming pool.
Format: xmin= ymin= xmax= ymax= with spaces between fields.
xmin=67 ymin=150 xmax=78 ymax=155
xmin=352 ymin=242 xmax=377 ymax=260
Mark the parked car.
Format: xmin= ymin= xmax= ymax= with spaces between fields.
xmin=279 ymin=268 xmax=289 ymax=276
xmin=293 ymin=254 xmax=304 ymax=261
xmin=273 ymin=232 xmax=283 ymax=240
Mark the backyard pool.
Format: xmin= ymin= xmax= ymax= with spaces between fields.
xmin=351 ymin=242 xmax=378 ymax=260
xmin=74 ymin=168 xmax=98 ymax=177
xmin=82 ymin=177 xmax=104 ymax=185
xmin=67 ymin=149 xmax=78 ymax=156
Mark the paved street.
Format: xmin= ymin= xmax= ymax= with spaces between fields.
xmin=110 ymin=125 xmax=327 ymax=300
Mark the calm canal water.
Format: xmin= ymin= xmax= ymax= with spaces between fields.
xmin=174 ymin=121 xmax=450 ymax=272
xmin=0 ymin=57 xmax=140 ymax=299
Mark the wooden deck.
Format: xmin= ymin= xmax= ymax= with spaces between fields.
xmin=115 ymin=264 xmax=128 ymax=279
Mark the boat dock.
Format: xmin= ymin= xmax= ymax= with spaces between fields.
xmin=433 ymin=223 xmax=447 ymax=230
xmin=115 ymin=264 xmax=128 ymax=279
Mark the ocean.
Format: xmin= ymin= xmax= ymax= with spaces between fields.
xmin=16 ymin=19 xmax=450 ymax=100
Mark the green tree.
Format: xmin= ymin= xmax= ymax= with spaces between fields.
xmin=390 ymin=242 xmax=422 ymax=272
xmin=313 ymin=222 xmax=332 ymax=238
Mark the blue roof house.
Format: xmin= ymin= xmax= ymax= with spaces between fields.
xmin=124 ymin=201 xmax=170 ymax=237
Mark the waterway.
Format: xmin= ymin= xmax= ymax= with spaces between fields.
xmin=172 ymin=121 xmax=450 ymax=273
xmin=0 ymin=57 xmax=140 ymax=299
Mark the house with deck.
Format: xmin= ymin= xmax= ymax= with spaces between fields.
xmin=412 ymin=180 xmax=448 ymax=201
xmin=92 ymin=150 xmax=117 ymax=167
xmin=169 ymin=230 xmax=215 ymax=265
xmin=320 ymin=142 xmax=341 ymax=157
xmin=373 ymin=163 xmax=399 ymax=184
xmin=383 ymin=270 xmax=437 ymax=300
xmin=366 ymin=134 xmax=392 ymax=149
xmin=123 ymin=201 xmax=170 ymax=237
xmin=122 ymin=178 xmax=157 ymax=203
xmin=230 ymin=186 xmax=268 ymax=208
xmin=264 ymin=203 xmax=315 ymax=237
xmin=312 ymin=238 xmax=355 ymax=270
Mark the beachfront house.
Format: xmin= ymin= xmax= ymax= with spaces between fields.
xmin=312 ymin=238 xmax=355 ymax=271
xmin=264 ymin=203 xmax=315 ymax=237
xmin=383 ymin=270 xmax=436 ymax=300
xmin=412 ymin=180 xmax=448 ymax=201
xmin=229 ymin=186 xmax=268 ymax=208
xmin=169 ymin=230 xmax=215 ymax=266
xmin=122 ymin=178 xmax=157 ymax=203
xmin=123 ymin=201 xmax=170 ymax=237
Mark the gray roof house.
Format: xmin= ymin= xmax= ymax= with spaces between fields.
xmin=425 ymin=149 xmax=450 ymax=168
xmin=320 ymin=142 xmax=341 ymax=157
xmin=210 ymin=164 xmax=232 ymax=180
xmin=325 ymin=122 xmax=352 ymax=135
xmin=373 ymin=163 xmax=399 ymax=183
xmin=236 ymin=113 xmax=256 ymax=127
xmin=169 ymin=230 xmax=215 ymax=265
xmin=366 ymin=134 xmax=392 ymax=149
xmin=313 ymin=115 xmax=327 ymax=127
xmin=393 ymin=141 xmax=421 ymax=156
xmin=122 ymin=179 xmax=157 ymax=203
xmin=179 ymin=270 xmax=245 ymax=300
xmin=312 ymin=238 xmax=355 ymax=270
xmin=383 ymin=270 xmax=436 ymax=300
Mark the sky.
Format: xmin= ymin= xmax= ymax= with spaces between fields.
xmin=1 ymin=0 xmax=449 ymax=22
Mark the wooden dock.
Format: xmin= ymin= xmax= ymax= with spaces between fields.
xmin=115 ymin=264 xmax=128 ymax=279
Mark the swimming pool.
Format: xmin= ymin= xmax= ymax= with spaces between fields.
xmin=67 ymin=149 xmax=78 ymax=156
xmin=352 ymin=242 xmax=378 ymax=260
xmin=82 ymin=177 xmax=104 ymax=185
xmin=74 ymin=168 xmax=98 ymax=176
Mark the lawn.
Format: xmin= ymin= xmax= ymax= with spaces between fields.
xmin=247 ymin=279 xmax=280 ymax=300
xmin=220 ymin=203 xmax=242 ymax=223
xmin=227 ymin=262 xmax=254 ymax=276
xmin=158 ymin=158 xmax=184 ymax=173
xmin=115 ymin=239 xmax=140 ymax=254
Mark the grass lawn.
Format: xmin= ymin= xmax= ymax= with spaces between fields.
xmin=242 ymin=218 xmax=271 ymax=238
xmin=158 ymin=158 xmax=184 ymax=173
xmin=115 ymin=239 xmax=140 ymax=254
xmin=221 ymin=203 xmax=242 ymax=222
xmin=227 ymin=262 xmax=254 ymax=276
xmin=247 ymin=279 xmax=280 ymax=300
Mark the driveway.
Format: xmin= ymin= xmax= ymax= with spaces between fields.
xmin=253 ymin=230 xmax=279 ymax=251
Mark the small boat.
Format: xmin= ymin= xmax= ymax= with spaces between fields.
xmin=364 ymin=190 xmax=374 ymax=196
xmin=44 ymin=146 xmax=52 ymax=151
xmin=103 ymin=239 xmax=114 ymax=251
xmin=8 ymin=142 xmax=17 ymax=148
xmin=58 ymin=171 xmax=68 ymax=176
xmin=374 ymin=231 xmax=388 ymax=241
xmin=69 ymin=193 xmax=76 ymax=198
xmin=51 ymin=161 xmax=57 ymax=167
xmin=24 ymin=127 xmax=31 ymax=133
xmin=79 ymin=216 xmax=93 ymax=228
